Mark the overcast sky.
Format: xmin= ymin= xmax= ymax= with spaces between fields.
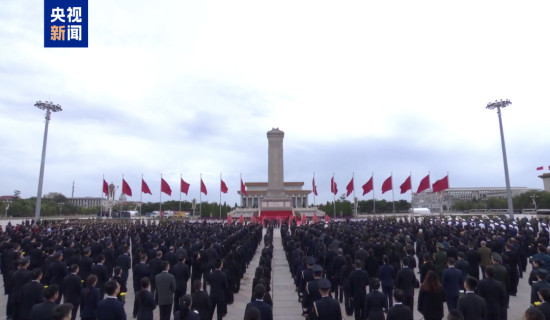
xmin=1 ymin=1 xmax=549 ymax=206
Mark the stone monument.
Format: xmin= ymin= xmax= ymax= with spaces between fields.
xmin=260 ymin=128 xmax=292 ymax=213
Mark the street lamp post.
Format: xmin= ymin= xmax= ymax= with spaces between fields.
xmin=486 ymin=99 xmax=514 ymax=219
xmin=34 ymin=101 xmax=62 ymax=221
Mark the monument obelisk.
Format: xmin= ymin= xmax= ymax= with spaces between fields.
xmin=267 ymin=128 xmax=285 ymax=197
xmin=260 ymin=128 xmax=292 ymax=212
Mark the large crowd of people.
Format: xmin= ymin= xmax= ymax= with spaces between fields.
xmin=1 ymin=218 xmax=263 ymax=320
xmin=1 ymin=213 xmax=550 ymax=320
xmin=281 ymin=214 xmax=550 ymax=320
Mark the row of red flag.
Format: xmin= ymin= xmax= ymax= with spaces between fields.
xmin=102 ymin=176 xmax=248 ymax=198
xmin=314 ymin=174 xmax=450 ymax=197
xmin=103 ymin=174 xmax=449 ymax=199
xmin=537 ymin=166 xmax=550 ymax=171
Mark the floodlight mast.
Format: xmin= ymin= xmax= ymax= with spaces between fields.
xmin=34 ymin=101 xmax=62 ymax=220
xmin=486 ymin=99 xmax=514 ymax=219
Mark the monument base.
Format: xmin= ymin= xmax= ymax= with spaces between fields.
xmin=260 ymin=198 xmax=293 ymax=220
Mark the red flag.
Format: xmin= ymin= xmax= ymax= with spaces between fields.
xmin=400 ymin=176 xmax=411 ymax=194
xmin=161 ymin=178 xmax=172 ymax=196
xmin=330 ymin=177 xmax=338 ymax=195
xmin=362 ymin=177 xmax=373 ymax=195
xmin=346 ymin=177 xmax=354 ymax=197
xmin=103 ymin=179 xmax=109 ymax=196
xmin=239 ymin=215 xmax=244 ymax=224
xmin=221 ymin=179 xmax=228 ymax=194
xmin=240 ymin=179 xmax=247 ymax=196
xmin=142 ymin=179 xmax=152 ymax=195
xmin=301 ymin=214 xmax=307 ymax=225
xmin=313 ymin=214 xmax=318 ymax=224
xmin=251 ymin=215 xmax=256 ymax=224
xmin=122 ymin=179 xmax=132 ymax=197
xmin=537 ymin=166 xmax=544 ymax=170
xmin=312 ymin=177 xmax=318 ymax=196
xmin=200 ymin=179 xmax=207 ymax=195
xmin=432 ymin=175 xmax=449 ymax=192
xmin=417 ymin=174 xmax=430 ymax=193
xmin=180 ymin=179 xmax=190 ymax=195
xmin=227 ymin=215 xmax=233 ymax=225
xmin=324 ymin=214 xmax=330 ymax=223
xmin=381 ymin=175 xmax=392 ymax=194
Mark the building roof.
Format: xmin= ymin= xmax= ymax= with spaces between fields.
xmin=245 ymin=182 xmax=304 ymax=187
xmin=0 ymin=196 xmax=16 ymax=201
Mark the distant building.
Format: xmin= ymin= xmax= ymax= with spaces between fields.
xmin=412 ymin=187 xmax=536 ymax=212
xmin=67 ymin=197 xmax=106 ymax=208
xmin=239 ymin=182 xmax=311 ymax=208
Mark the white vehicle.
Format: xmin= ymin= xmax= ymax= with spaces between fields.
xmin=411 ymin=208 xmax=431 ymax=215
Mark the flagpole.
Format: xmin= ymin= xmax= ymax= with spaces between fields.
xmin=219 ymin=173 xmax=222 ymax=220
xmin=391 ymin=172 xmax=395 ymax=213
xmin=333 ymin=172 xmax=336 ymax=217
xmin=140 ymin=174 xmax=143 ymax=216
xmin=102 ymin=174 xmax=105 ymax=217
xmin=120 ymin=174 xmax=123 ymax=218
xmin=352 ymin=172 xmax=356 ymax=215
xmin=179 ymin=173 xmax=182 ymax=212
xmin=199 ymin=173 xmax=202 ymax=217
xmin=313 ymin=172 xmax=316 ymax=206
xmin=410 ymin=171 xmax=413 ymax=212
xmin=372 ymin=172 xmax=376 ymax=214
xmin=159 ymin=174 xmax=162 ymax=214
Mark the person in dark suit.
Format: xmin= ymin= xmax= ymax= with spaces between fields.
xmin=61 ymin=264 xmax=82 ymax=320
xmin=418 ymin=270 xmax=446 ymax=320
xmin=191 ymin=280 xmax=211 ymax=320
xmin=8 ymin=257 xmax=31 ymax=320
xmin=245 ymin=284 xmax=273 ymax=320
xmin=29 ymin=285 xmax=59 ymax=320
xmin=395 ymin=256 xmax=417 ymax=310
xmin=209 ymin=259 xmax=228 ymax=320
xmin=78 ymin=248 xmax=94 ymax=283
xmin=133 ymin=277 xmax=156 ymax=320
xmin=531 ymin=269 xmax=550 ymax=305
xmin=457 ymin=276 xmax=486 ymax=320
xmin=441 ymin=257 xmax=463 ymax=312
xmin=46 ymin=252 xmax=68 ymax=291
xmin=133 ymin=254 xmax=150 ymax=293
xmin=155 ymin=261 xmax=176 ymax=320
xmin=536 ymin=288 xmax=550 ymax=320
xmin=312 ymin=278 xmax=341 ymax=320
xmin=18 ymin=268 xmax=44 ymax=320
xmin=91 ymin=254 xmax=110 ymax=299
xmin=173 ymin=254 xmax=191 ymax=314
xmin=80 ymin=275 xmax=101 ymax=320
xmin=386 ymin=289 xmax=413 ymax=320
xmin=349 ymin=259 xmax=369 ymax=320
xmin=364 ymin=278 xmax=387 ymax=320
xmin=115 ymin=246 xmax=131 ymax=289
xmin=96 ymin=280 xmax=126 ymax=320
xmin=52 ymin=303 xmax=74 ymax=320
xmin=174 ymin=294 xmax=199 ymax=320
xmin=303 ymin=264 xmax=323 ymax=318
xmin=378 ymin=255 xmax=395 ymax=308
xmin=465 ymin=242 xmax=481 ymax=279
xmin=478 ymin=266 xmax=506 ymax=320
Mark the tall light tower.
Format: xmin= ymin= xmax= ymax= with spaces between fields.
xmin=34 ymin=101 xmax=62 ymax=220
xmin=486 ymin=99 xmax=514 ymax=219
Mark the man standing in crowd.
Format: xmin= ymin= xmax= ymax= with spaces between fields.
xmin=395 ymin=256 xmax=417 ymax=310
xmin=209 ymin=259 xmax=228 ymax=320
xmin=245 ymin=284 xmax=273 ymax=320
xmin=96 ymin=280 xmax=126 ymax=320
xmin=155 ymin=261 xmax=176 ymax=320
xmin=61 ymin=264 xmax=82 ymax=320
xmin=457 ymin=276 xmax=486 ymax=320
xmin=312 ymin=278 xmax=341 ymax=320
xmin=349 ymin=259 xmax=369 ymax=320
xmin=478 ymin=266 xmax=506 ymax=320
xmin=442 ymin=257 xmax=464 ymax=311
